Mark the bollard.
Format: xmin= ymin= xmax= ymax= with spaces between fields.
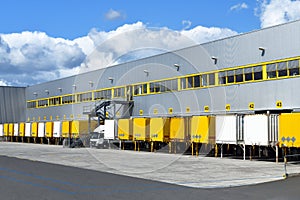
xmin=276 ymin=145 xmax=279 ymax=163
xmin=284 ymin=155 xmax=288 ymax=178
xmin=215 ymin=144 xmax=218 ymax=157
xmin=151 ymin=141 xmax=154 ymax=152
xmin=191 ymin=142 xmax=194 ymax=156
xmin=220 ymin=144 xmax=223 ymax=158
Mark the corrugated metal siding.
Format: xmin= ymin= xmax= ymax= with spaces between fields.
xmin=0 ymin=86 xmax=26 ymax=123
xmin=25 ymin=20 xmax=300 ymax=120
xmin=203 ymin=20 xmax=300 ymax=69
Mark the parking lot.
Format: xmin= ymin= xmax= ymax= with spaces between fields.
xmin=1 ymin=142 xmax=300 ymax=188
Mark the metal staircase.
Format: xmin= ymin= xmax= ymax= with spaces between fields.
xmin=83 ymin=99 xmax=134 ymax=125
xmin=95 ymin=100 xmax=111 ymax=124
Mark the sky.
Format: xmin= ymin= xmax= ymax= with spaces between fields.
xmin=1 ymin=0 xmax=300 ymax=86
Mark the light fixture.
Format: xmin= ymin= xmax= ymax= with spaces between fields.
xmin=174 ymin=64 xmax=180 ymax=71
xmin=33 ymin=92 xmax=38 ymax=96
xmin=45 ymin=90 xmax=49 ymax=95
xmin=258 ymin=47 xmax=265 ymax=56
xmin=58 ymin=88 xmax=62 ymax=92
xmin=89 ymin=81 xmax=94 ymax=87
xmin=211 ymin=56 xmax=218 ymax=64
xmin=143 ymin=70 xmax=149 ymax=76
xmin=108 ymin=77 xmax=114 ymax=83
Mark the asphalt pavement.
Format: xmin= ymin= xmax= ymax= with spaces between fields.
xmin=1 ymin=156 xmax=300 ymax=200
xmin=1 ymin=142 xmax=300 ymax=189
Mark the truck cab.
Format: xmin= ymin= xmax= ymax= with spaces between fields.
xmin=90 ymin=131 xmax=105 ymax=148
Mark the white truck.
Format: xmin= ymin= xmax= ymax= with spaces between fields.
xmin=89 ymin=120 xmax=115 ymax=149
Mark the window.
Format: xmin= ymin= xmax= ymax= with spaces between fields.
xmin=180 ymin=74 xmax=210 ymax=89
xmin=288 ymin=59 xmax=299 ymax=76
xmin=38 ymin=99 xmax=48 ymax=107
xmin=194 ymin=75 xmax=200 ymax=88
xmin=180 ymin=75 xmax=202 ymax=89
xmin=27 ymin=101 xmax=36 ymax=109
xmin=235 ymin=69 xmax=243 ymax=83
xmin=253 ymin=66 xmax=263 ymax=80
xmin=171 ymin=79 xmax=178 ymax=91
xmin=208 ymin=73 xmax=215 ymax=86
xmin=244 ymin=67 xmax=253 ymax=81
xmin=94 ymin=89 xmax=112 ymax=100
xmin=267 ymin=64 xmax=276 ymax=79
xmin=49 ymin=97 xmax=61 ymax=106
xmin=160 ymin=81 xmax=166 ymax=92
xmin=227 ymin=70 xmax=235 ymax=83
xmin=150 ymin=83 xmax=160 ymax=93
xmin=114 ymin=87 xmax=125 ymax=98
xmin=114 ymin=88 xmax=120 ymax=97
xmin=181 ymin=78 xmax=187 ymax=89
xmin=218 ymin=72 xmax=226 ymax=85
xmin=150 ymin=79 xmax=178 ymax=93
xmin=134 ymin=85 xmax=141 ymax=95
xmin=164 ymin=81 xmax=171 ymax=92
xmin=143 ymin=84 xmax=147 ymax=94
xmin=186 ymin=76 xmax=193 ymax=88
xmin=134 ymin=84 xmax=147 ymax=95
xmin=277 ymin=61 xmax=287 ymax=77
xmin=165 ymin=79 xmax=177 ymax=91
xmin=62 ymin=95 xmax=75 ymax=104
xmin=77 ymin=92 xmax=92 ymax=102
xmin=202 ymin=74 xmax=208 ymax=86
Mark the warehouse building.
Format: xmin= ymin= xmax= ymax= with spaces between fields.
xmin=0 ymin=86 xmax=26 ymax=123
xmin=1 ymin=20 xmax=300 ymax=160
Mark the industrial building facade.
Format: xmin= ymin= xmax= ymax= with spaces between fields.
xmin=1 ymin=21 xmax=300 ymax=159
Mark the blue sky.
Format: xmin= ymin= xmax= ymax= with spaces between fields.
xmin=1 ymin=0 xmax=300 ymax=86
xmin=0 ymin=0 xmax=260 ymax=39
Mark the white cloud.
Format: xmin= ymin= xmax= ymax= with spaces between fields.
xmin=258 ymin=0 xmax=300 ymax=28
xmin=80 ymin=22 xmax=238 ymax=73
xmin=0 ymin=79 xmax=9 ymax=86
xmin=0 ymin=22 xmax=238 ymax=86
xmin=105 ymin=9 xmax=124 ymax=20
xmin=73 ymin=35 xmax=94 ymax=55
xmin=181 ymin=26 xmax=238 ymax=44
xmin=230 ymin=2 xmax=248 ymax=11
xmin=182 ymin=20 xmax=192 ymax=30
xmin=0 ymin=31 xmax=85 ymax=85
xmin=79 ymin=22 xmax=196 ymax=73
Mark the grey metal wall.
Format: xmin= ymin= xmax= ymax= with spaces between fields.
xmin=25 ymin=20 xmax=300 ymax=120
xmin=132 ymin=77 xmax=300 ymax=117
xmin=0 ymin=86 xmax=26 ymax=123
xmin=25 ymin=47 xmax=212 ymax=120
xmin=203 ymin=20 xmax=300 ymax=68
